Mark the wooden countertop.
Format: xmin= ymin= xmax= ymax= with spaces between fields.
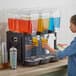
xmin=0 ymin=59 xmax=68 ymax=76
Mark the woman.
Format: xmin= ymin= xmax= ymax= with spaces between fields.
xmin=42 ymin=15 xmax=76 ymax=76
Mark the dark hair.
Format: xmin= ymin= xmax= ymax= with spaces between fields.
xmin=70 ymin=15 xmax=76 ymax=25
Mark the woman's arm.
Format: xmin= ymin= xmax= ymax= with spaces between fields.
xmin=42 ymin=40 xmax=76 ymax=59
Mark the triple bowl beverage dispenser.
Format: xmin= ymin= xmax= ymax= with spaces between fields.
xmin=7 ymin=9 xmax=60 ymax=66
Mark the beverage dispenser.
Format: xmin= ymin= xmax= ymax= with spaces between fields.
xmin=7 ymin=9 xmax=59 ymax=66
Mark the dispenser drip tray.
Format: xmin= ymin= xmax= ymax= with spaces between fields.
xmin=24 ymin=56 xmax=41 ymax=66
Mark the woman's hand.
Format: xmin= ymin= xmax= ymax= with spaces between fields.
xmin=42 ymin=43 xmax=55 ymax=54
xmin=57 ymin=43 xmax=67 ymax=48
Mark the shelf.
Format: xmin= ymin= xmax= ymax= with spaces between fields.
xmin=0 ymin=59 xmax=67 ymax=76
